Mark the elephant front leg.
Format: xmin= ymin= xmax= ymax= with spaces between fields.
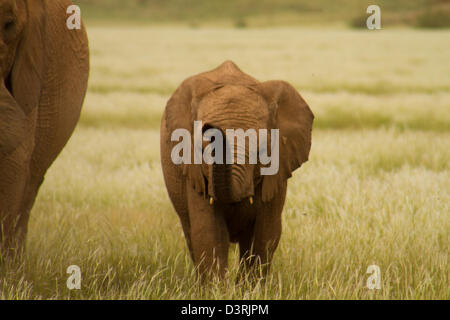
xmin=252 ymin=215 xmax=281 ymax=278
xmin=248 ymin=183 xmax=287 ymax=278
xmin=0 ymin=147 xmax=31 ymax=259
xmin=187 ymin=186 xmax=229 ymax=279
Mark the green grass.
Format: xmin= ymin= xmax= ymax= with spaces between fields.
xmin=415 ymin=6 xmax=450 ymax=29
xmin=77 ymin=0 xmax=447 ymax=28
xmin=0 ymin=26 xmax=449 ymax=299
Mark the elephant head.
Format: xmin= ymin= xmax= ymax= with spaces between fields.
xmin=0 ymin=0 xmax=44 ymax=160
xmin=165 ymin=61 xmax=314 ymax=204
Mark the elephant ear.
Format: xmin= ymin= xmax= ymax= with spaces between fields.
xmin=165 ymin=75 xmax=221 ymax=196
xmin=10 ymin=0 xmax=45 ymax=115
xmin=257 ymin=81 xmax=314 ymax=202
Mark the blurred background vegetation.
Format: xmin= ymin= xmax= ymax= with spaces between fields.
xmin=76 ymin=0 xmax=450 ymax=28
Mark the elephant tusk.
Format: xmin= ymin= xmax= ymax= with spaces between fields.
xmin=249 ymin=197 xmax=254 ymax=205
xmin=209 ymin=197 xmax=214 ymax=205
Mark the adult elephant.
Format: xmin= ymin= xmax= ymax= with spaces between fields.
xmin=160 ymin=61 xmax=314 ymax=279
xmin=0 ymin=0 xmax=89 ymax=258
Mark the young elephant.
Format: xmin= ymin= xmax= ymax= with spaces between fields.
xmin=0 ymin=0 xmax=89 ymax=258
xmin=160 ymin=61 xmax=313 ymax=278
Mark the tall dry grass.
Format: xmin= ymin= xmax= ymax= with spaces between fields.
xmin=0 ymin=27 xmax=448 ymax=299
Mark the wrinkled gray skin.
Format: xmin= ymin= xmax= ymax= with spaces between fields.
xmin=160 ymin=61 xmax=314 ymax=279
xmin=0 ymin=0 xmax=89 ymax=258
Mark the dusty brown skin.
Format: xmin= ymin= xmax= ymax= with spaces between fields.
xmin=160 ymin=61 xmax=314 ymax=279
xmin=0 ymin=0 xmax=89 ymax=258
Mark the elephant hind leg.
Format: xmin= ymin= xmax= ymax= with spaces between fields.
xmin=237 ymin=223 xmax=256 ymax=278
xmin=0 ymin=215 xmax=22 ymax=260
xmin=0 ymin=146 xmax=31 ymax=259
xmin=14 ymin=173 xmax=45 ymax=254
xmin=0 ymin=172 xmax=44 ymax=260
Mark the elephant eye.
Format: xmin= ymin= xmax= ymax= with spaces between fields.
xmin=4 ymin=19 xmax=15 ymax=32
xmin=2 ymin=18 xmax=18 ymax=42
xmin=202 ymin=124 xmax=215 ymax=135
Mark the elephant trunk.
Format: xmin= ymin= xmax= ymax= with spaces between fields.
xmin=205 ymin=124 xmax=255 ymax=203
xmin=0 ymin=82 xmax=26 ymax=160
xmin=212 ymin=162 xmax=254 ymax=203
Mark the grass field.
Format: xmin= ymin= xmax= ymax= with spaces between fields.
xmin=77 ymin=0 xmax=449 ymax=28
xmin=0 ymin=27 xmax=449 ymax=299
